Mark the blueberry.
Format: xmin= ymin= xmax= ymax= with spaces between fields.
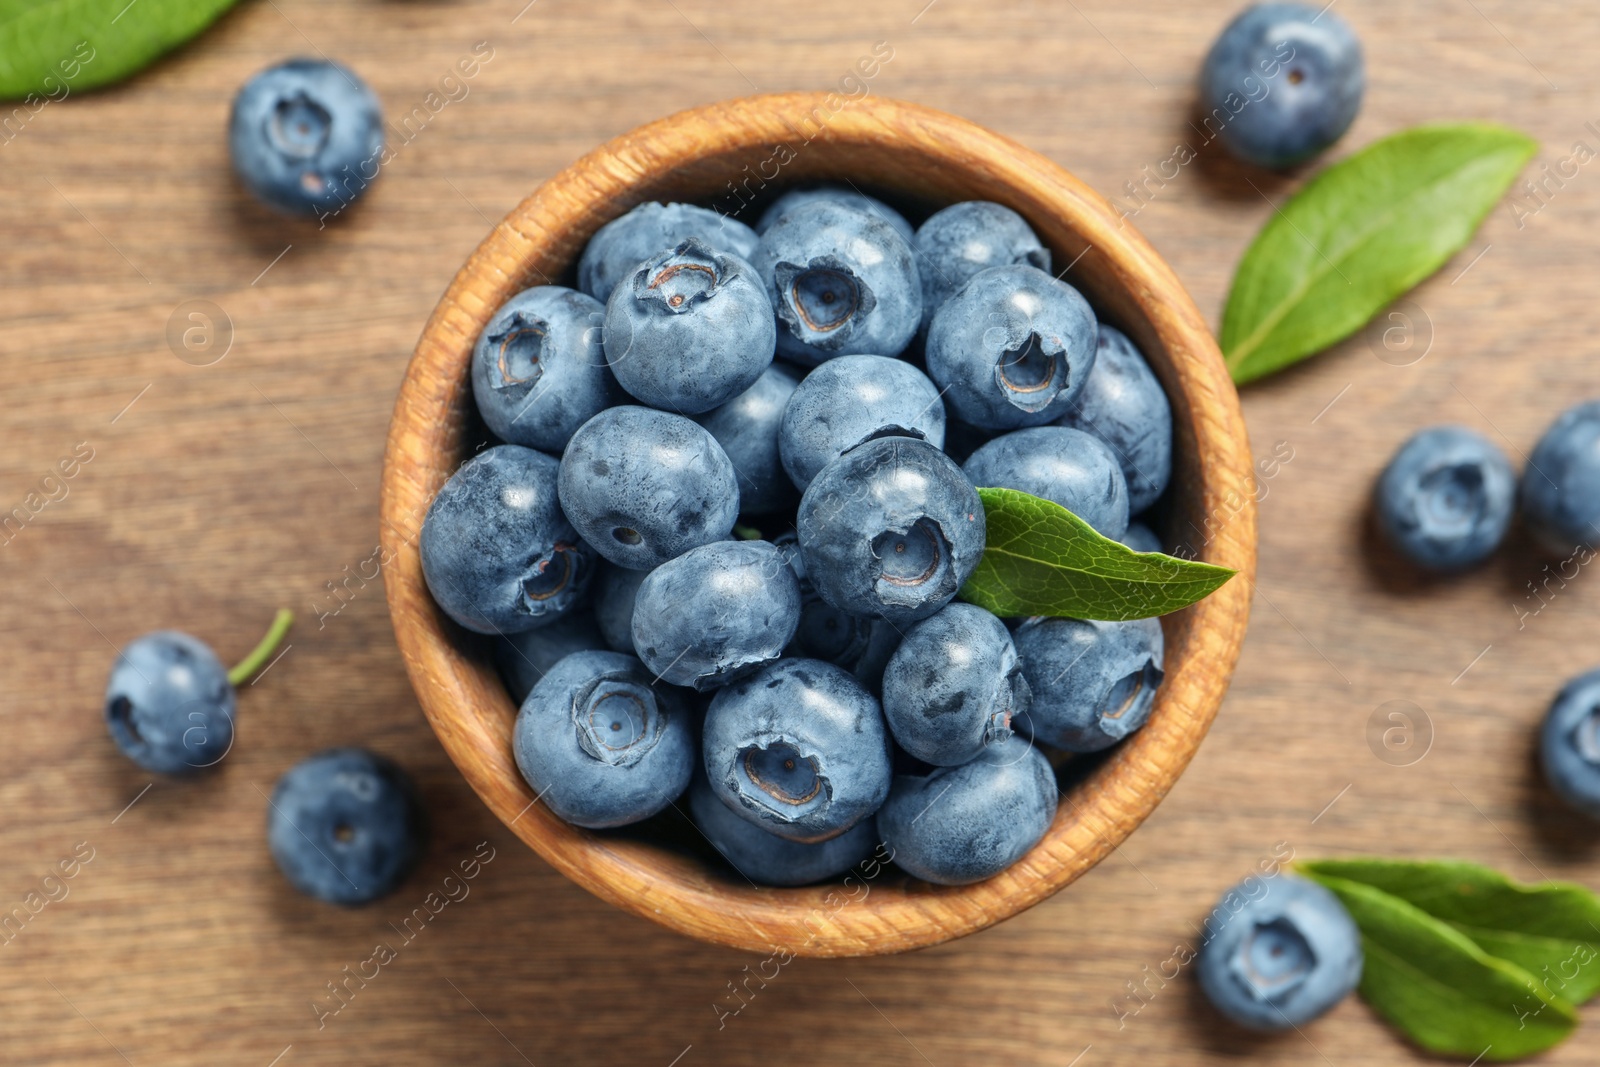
xmin=1122 ymin=522 xmax=1163 ymax=554
xmin=1540 ymin=668 xmax=1600 ymax=819
xmin=881 ymin=603 xmax=1031 ymax=766
xmin=631 ymin=540 xmax=802 ymax=690
xmin=687 ymin=777 xmax=878 ymax=887
xmin=105 ymin=631 xmax=235 ymax=773
xmin=513 ymin=650 xmax=695 ymax=828
xmin=925 ymin=264 xmax=1098 ymax=430
xmin=913 ymin=201 xmax=1051 ymax=330
xmin=229 ymin=59 xmax=384 ymax=218
xmin=875 ymin=735 xmax=1057 ymax=885
xmin=1200 ymin=3 xmax=1365 ymax=169
xmin=471 ymin=286 xmax=617 ymax=453
xmin=603 ymin=240 xmax=776 ymax=415
xmin=752 ymin=200 xmax=922 ymax=365
xmin=775 ymin=533 xmax=901 ymax=693
xmin=1053 ymin=325 xmax=1172 ymax=514
xmin=1197 ymin=873 xmax=1362 ymax=1030
xmin=702 ymin=658 xmax=891 ymax=843
xmin=267 ymin=748 xmax=424 ymax=906
xmin=1013 ymin=616 xmax=1163 ymax=752
xmin=1374 ymin=426 xmax=1515 ymax=570
xmin=695 ymin=366 xmax=800 ymax=515
xmin=578 ymin=202 xmax=759 ymax=303
xmin=1521 ymin=400 xmax=1600 ymax=555
xmin=496 ymin=611 xmax=607 ymax=704
xmin=755 ymin=184 xmax=914 ymax=244
xmin=798 ymin=437 xmax=986 ymax=625
xmin=963 ymin=426 xmax=1131 ymax=540
xmin=593 ymin=562 xmax=650 ymax=653
xmin=779 ymin=354 xmax=947 ymax=491
xmin=557 ymin=406 xmax=739 ymax=570
xmin=421 ymin=445 xmax=594 ymax=634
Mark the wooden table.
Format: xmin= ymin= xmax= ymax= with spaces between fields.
xmin=2 ymin=1 xmax=1593 ymax=1063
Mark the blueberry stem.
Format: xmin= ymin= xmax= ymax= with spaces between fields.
xmin=227 ymin=608 xmax=295 ymax=686
xmin=733 ymin=524 xmax=762 ymax=540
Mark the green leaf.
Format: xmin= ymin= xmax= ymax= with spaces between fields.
xmin=1301 ymin=858 xmax=1600 ymax=1004
xmin=1222 ymin=123 xmax=1537 ymax=384
xmin=0 ymin=0 xmax=241 ymax=99
xmin=1302 ymin=870 xmax=1577 ymax=1061
xmin=957 ymin=486 xmax=1235 ymax=620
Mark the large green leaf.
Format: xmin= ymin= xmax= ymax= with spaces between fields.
xmin=0 ymin=0 xmax=240 ymax=99
xmin=957 ymin=486 xmax=1234 ymax=620
xmin=1222 ymin=123 xmax=1537 ymax=384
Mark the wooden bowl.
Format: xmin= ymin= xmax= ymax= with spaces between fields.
xmin=380 ymin=93 xmax=1256 ymax=958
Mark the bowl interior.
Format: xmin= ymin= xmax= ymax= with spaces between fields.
xmin=381 ymin=93 xmax=1255 ymax=957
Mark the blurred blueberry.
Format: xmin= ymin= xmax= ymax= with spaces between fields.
xmin=1054 ymin=325 xmax=1172 ymax=514
xmin=755 ymin=184 xmax=914 ymax=244
xmin=964 ymin=426 xmax=1131 ymax=540
xmin=1122 ymin=522 xmax=1164 ymax=554
xmin=1541 ymin=667 xmax=1600 ymax=819
xmin=914 ymin=201 xmax=1050 ymax=330
xmin=778 ymin=354 xmax=947 ymax=491
xmin=695 ymin=366 xmax=800 ymax=515
xmin=579 ymin=202 xmax=758 ymax=303
xmin=688 ymin=777 xmax=878 ymax=887
xmin=496 ymin=611 xmax=607 ymax=704
xmin=1521 ymin=400 xmax=1600 ymax=555
xmin=593 ymin=562 xmax=650 ymax=653
xmin=1375 ymin=425 xmax=1514 ymax=571
xmin=1013 ymin=616 xmax=1163 ymax=752
xmin=105 ymin=631 xmax=235 ymax=774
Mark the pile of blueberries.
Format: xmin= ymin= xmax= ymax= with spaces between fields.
xmin=420 ymin=185 xmax=1178 ymax=887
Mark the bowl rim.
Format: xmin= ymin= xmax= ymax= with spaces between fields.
xmin=380 ymin=91 xmax=1256 ymax=958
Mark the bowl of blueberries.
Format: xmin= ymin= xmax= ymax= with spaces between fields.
xmin=380 ymin=92 xmax=1256 ymax=956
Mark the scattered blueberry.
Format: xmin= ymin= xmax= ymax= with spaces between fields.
xmin=557 ymin=406 xmax=739 ymax=570
xmin=777 ymin=533 xmax=902 ymax=693
xmin=913 ymin=201 xmax=1050 ymax=330
xmin=1054 ymin=325 xmax=1173 ymax=514
xmin=1540 ymin=667 xmax=1600 ymax=819
xmin=703 ymin=658 xmax=891 ymax=843
xmin=695 ymin=366 xmax=800 ymax=514
xmin=578 ymin=202 xmax=759 ymax=303
xmin=798 ymin=436 xmax=986 ymax=625
xmin=688 ymin=777 xmax=878 ymax=887
xmin=1200 ymin=2 xmax=1365 ymax=169
xmin=1374 ymin=425 xmax=1515 ymax=571
xmin=1197 ymin=872 xmax=1363 ymax=1030
xmin=229 ymin=58 xmax=384 ymax=218
xmin=875 ymin=734 xmax=1057 ymax=885
xmin=925 ymin=264 xmax=1097 ymax=430
xmin=753 ymin=199 xmax=922 ymax=365
xmin=1013 ymin=616 xmax=1164 ymax=752
xmin=105 ymin=631 xmax=235 ymax=774
xmin=421 ymin=445 xmax=595 ymax=634
xmin=513 ymin=650 xmax=695 ymax=828
xmin=267 ymin=748 xmax=424 ymax=905
xmin=603 ymin=240 xmax=776 ymax=415
xmin=496 ymin=611 xmax=608 ymax=704
xmin=1520 ymin=400 xmax=1600 ymax=555
xmin=779 ymin=354 xmax=947 ymax=491
xmin=964 ymin=426 xmax=1131 ymax=540
xmin=755 ymin=184 xmax=914 ymax=244
xmin=593 ymin=562 xmax=650 ymax=654
xmin=881 ymin=603 xmax=1031 ymax=766
xmin=1122 ymin=522 xmax=1164 ymax=554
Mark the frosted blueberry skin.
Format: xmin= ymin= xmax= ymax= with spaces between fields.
xmin=881 ymin=603 xmax=1032 ymax=767
xmin=104 ymin=631 xmax=235 ymax=774
xmin=695 ymin=366 xmax=800 ymax=515
xmin=687 ymin=777 xmax=878 ymax=887
xmin=964 ymin=426 xmax=1131 ymax=540
xmin=603 ymin=240 xmax=777 ymax=415
xmin=557 ymin=406 xmax=739 ymax=570
xmin=471 ymin=286 xmax=617 ymax=453
xmin=1122 ymin=522 xmax=1163 ymax=554
xmin=593 ymin=562 xmax=650 ymax=653
xmin=779 ymin=354 xmax=948 ymax=491
xmin=913 ymin=201 xmax=1051 ymax=330
xmin=578 ymin=202 xmax=759 ymax=303
xmin=925 ymin=264 xmax=1098 ymax=430
xmin=631 ymin=540 xmax=802 ymax=691
xmin=421 ymin=445 xmax=595 ymax=635
xmin=1197 ymin=873 xmax=1363 ymax=1030
xmin=267 ymin=748 xmax=424 ymax=906
xmin=1200 ymin=3 xmax=1365 ymax=169
xmin=703 ymin=658 xmax=891 ymax=844
xmin=775 ymin=533 xmax=901 ymax=694
xmin=755 ymin=184 xmax=915 ymax=244
xmin=1053 ymin=325 xmax=1173 ymax=514
xmin=1540 ymin=668 xmax=1600 ymax=819
xmin=1521 ymin=400 xmax=1600 ymax=555
xmin=875 ymin=734 xmax=1057 ymax=886
xmin=496 ymin=610 xmax=607 ymax=704
xmin=1013 ymin=616 xmax=1164 ymax=752
xmin=229 ymin=59 xmax=384 ymax=218
xmin=513 ymin=650 xmax=695 ymax=828
xmin=798 ymin=437 xmax=986 ymax=626
xmin=752 ymin=200 xmax=922 ymax=365
xmin=1374 ymin=425 xmax=1514 ymax=571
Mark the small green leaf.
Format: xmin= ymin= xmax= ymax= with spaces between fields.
xmin=1302 ymin=870 xmax=1577 ymax=1061
xmin=1301 ymin=858 xmax=1600 ymax=1004
xmin=957 ymin=486 xmax=1234 ymax=620
xmin=0 ymin=0 xmax=241 ymax=99
xmin=1222 ymin=123 xmax=1537 ymax=384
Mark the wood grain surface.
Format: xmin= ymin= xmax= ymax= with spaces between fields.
xmin=0 ymin=0 xmax=1593 ymax=1063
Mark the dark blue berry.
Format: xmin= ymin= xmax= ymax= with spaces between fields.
xmin=779 ymin=354 xmax=946 ymax=490
xmin=105 ymin=631 xmax=234 ymax=774
xmin=964 ymin=426 xmax=1131 ymax=540
xmin=1054 ymin=325 xmax=1172 ymax=514
xmin=1375 ymin=425 xmax=1514 ymax=570
xmin=579 ymin=202 xmax=758 ymax=303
